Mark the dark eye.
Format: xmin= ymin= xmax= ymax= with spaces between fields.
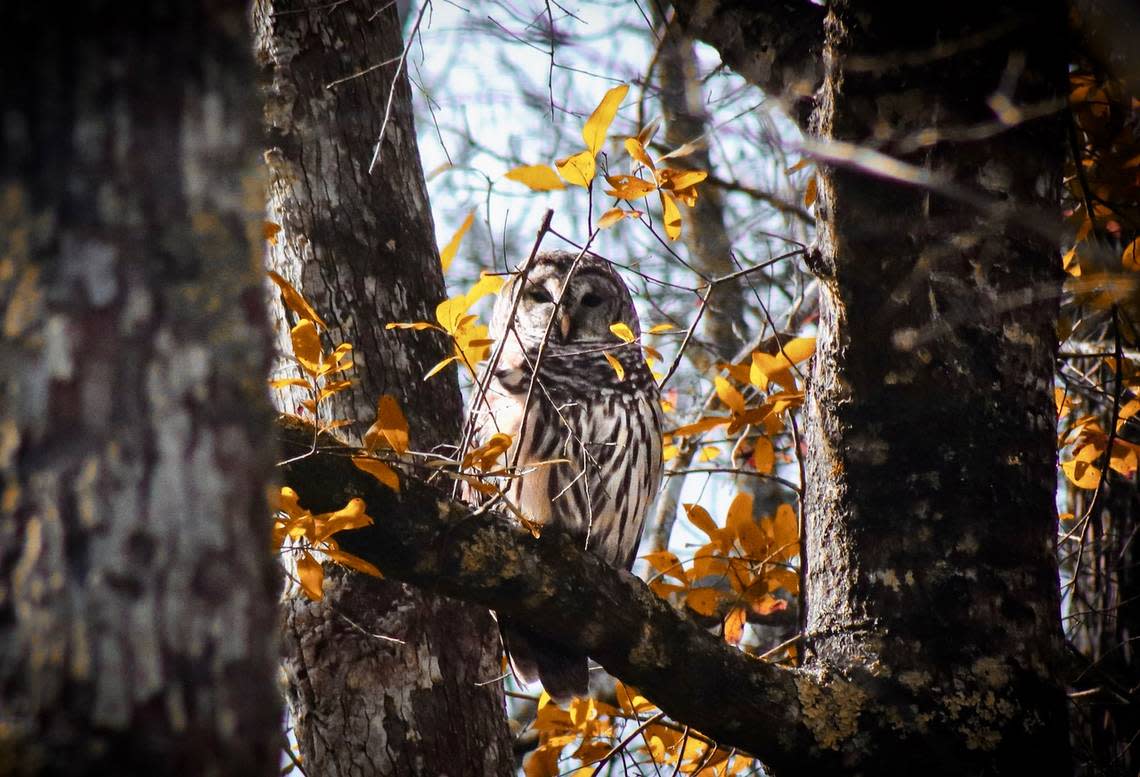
xmin=525 ymin=287 xmax=553 ymax=304
xmin=580 ymin=292 xmax=604 ymax=308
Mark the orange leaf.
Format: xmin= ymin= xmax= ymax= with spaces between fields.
xmin=686 ymin=587 xmax=722 ymax=616
xmin=604 ymin=174 xmax=657 ymax=200
xmin=296 ymin=551 xmax=324 ymax=601
xmin=263 ymin=221 xmax=283 ymax=244
xmin=597 ymin=208 xmax=642 ymax=229
xmin=804 ymin=174 xmax=818 ymax=207
xmin=668 ymin=416 xmax=730 ymax=438
xmin=1123 ymin=238 xmax=1140 ymax=271
xmin=352 ymin=456 xmax=400 ymax=492
xmin=724 ymin=606 xmax=747 ymax=645
xmin=505 ymin=164 xmax=566 ymax=191
xmin=363 ymin=394 xmax=409 ymax=454
xmin=268 ymin=270 xmax=328 ymax=330
xmin=324 ymin=547 xmax=383 ymax=578
xmin=684 ymin=503 xmax=720 ymax=539
xmin=642 ymin=549 xmax=688 ymax=585
xmin=751 ymin=437 xmax=775 ymax=474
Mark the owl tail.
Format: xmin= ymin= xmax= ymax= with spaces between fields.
xmin=501 ymin=624 xmax=588 ymax=704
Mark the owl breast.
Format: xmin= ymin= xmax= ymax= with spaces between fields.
xmin=480 ymin=343 xmax=664 ymax=569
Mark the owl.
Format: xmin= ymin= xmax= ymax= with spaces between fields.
xmin=472 ymin=249 xmax=664 ymax=702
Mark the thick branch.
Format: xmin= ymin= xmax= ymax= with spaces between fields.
xmin=670 ymin=0 xmax=825 ymax=126
xmin=277 ymin=417 xmax=818 ymax=771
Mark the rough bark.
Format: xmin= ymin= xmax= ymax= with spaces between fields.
xmin=0 ymin=3 xmax=280 ymax=776
xmin=253 ymin=2 xmax=513 ymax=775
xmin=802 ymin=2 xmax=1071 ymax=774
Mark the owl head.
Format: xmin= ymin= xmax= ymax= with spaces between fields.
xmin=491 ymin=250 xmax=640 ymax=348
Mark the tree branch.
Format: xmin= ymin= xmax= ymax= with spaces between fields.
xmin=275 ymin=416 xmax=817 ymax=771
xmin=670 ymin=0 xmax=826 ymax=127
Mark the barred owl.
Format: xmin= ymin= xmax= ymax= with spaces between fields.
xmin=473 ymin=250 xmax=664 ymax=702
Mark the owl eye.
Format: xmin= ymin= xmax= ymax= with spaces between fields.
xmin=525 ymin=287 xmax=553 ymax=304
xmin=580 ymin=292 xmax=604 ymax=308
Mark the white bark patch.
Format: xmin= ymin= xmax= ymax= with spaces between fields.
xmin=62 ymin=236 xmax=118 ymax=307
xmin=43 ymin=315 xmax=74 ymax=380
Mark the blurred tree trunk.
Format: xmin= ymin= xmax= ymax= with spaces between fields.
xmin=800 ymin=1 xmax=1071 ymax=772
xmin=253 ymin=2 xmax=513 ymax=775
xmin=0 ymin=3 xmax=280 ymax=776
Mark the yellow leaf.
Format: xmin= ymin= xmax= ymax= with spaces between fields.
xmin=386 ymin=321 xmax=440 ymax=331
xmin=270 ymin=377 xmax=311 ymax=390
xmin=609 ymin=322 xmax=636 ymax=343
xmin=603 ymin=174 xmax=657 ymax=200
xmin=604 ymin=352 xmax=625 ymax=381
xmin=785 ymin=158 xmax=811 ymax=174
xmin=439 ymin=210 xmax=475 ymax=272
xmin=724 ymin=606 xmax=747 ymax=645
xmin=263 ymin=221 xmax=282 ymax=244
xmin=656 ymin=168 xmax=708 ymax=191
xmin=291 ymin=319 xmax=323 ymax=375
xmin=421 ymin=356 xmax=455 ymax=380
xmin=274 ymin=486 xmax=307 ymax=519
xmin=453 ymin=322 xmax=493 ymax=377
xmin=684 ymin=503 xmax=720 ymax=539
xmin=750 ymin=337 xmax=815 ymax=391
xmin=1123 ymin=238 xmax=1140 ymax=271
xmin=296 ymin=551 xmax=324 ymax=601
xmin=648 ymin=323 xmax=676 ymax=334
xmin=597 ymin=208 xmax=642 ymax=229
xmin=698 ymin=445 xmax=719 ymax=462
xmin=324 ymin=547 xmax=383 ymax=578
xmin=268 ymin=270 xmax=328 ymax=330
xmin=686 ymin=587 xmax=722 ymax=616
xmin=556 ymin=150 xmax=597 ymax=188
xmin=624 ymin=137 xmax=656 ymax=170
xmin=663 ymin=443 xmax=678 ymax=461
xmin=714 ymin=376 xmax=745 ymax=414
xmin=661 ymin=191 xmax=682 ymax=240
xmin=436 ymin=294 xmax=474 ymax=334
xmin=352 ymin=456 xmax=400 ymax=492
xmin=582 ymin=84 xmax=629 ymax=156
xmin=466 ymin=273 xmax=506 ymax=305
xmin=505 ymin=164 xmax=566 ymax=191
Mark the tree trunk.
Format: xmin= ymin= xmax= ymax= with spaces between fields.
xmin=253 ymin=2 xmax=513 ymax=774
xmin=801 ymin=2 xmax=1071 ymax=773
xmin=0 ymin=3 xmax=280 ymax=776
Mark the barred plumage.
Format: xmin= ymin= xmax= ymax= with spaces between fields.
xmin=473 ymin=250 xmax=663 ymax=701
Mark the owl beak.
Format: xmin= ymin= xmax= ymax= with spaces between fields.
xmin=559 ymin=311 xmax=572 ymax=341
